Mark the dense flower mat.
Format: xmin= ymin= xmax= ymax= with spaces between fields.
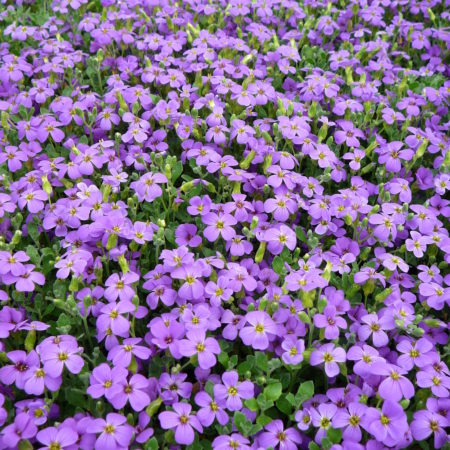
xmin=0 ymin=0 xmax=449 ymax=448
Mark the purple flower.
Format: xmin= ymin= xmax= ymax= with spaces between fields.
xmin=104 ymin=272 xmax=139 ymax=303
xmin=177 ymin=329 xmax=221 ymax=369
xmin=333 ymin=402 xmax=367 ymax=442
xmin=214 ymin=371 xmax=254 ymax=411
xmin=310 ymin=343 xmax=346 ymax=377
xmin=0 ymin=350 xmax=39 ymax=389
xmin=159 ymin=402 xmax=203 ymax=446
xmin=239 ymin=311 xmax=277 ymax=350
xmin=313 ymin=305 xmax=347 ymax=340
xmin=87 ymin=363 xmax=128 ymax=401
xmin=1 ymin=413 xmax=37 ymax=448
xmin=363 ymin=401 xmax=409 ymax=447
xmin=357 ymin=313 xmax=393 ymax=347
xmin=416 ymin=366 xmax=450 ymax=398
xmin=281 ymin=338 xmax=305 ymax=365
xmin=194 ymin=390 xmax=229 ymax=426
xmin=202 ymin=212 xmax=237 ymax=242
xmin=41 ymin=340 xmax=84 ymax=377
xmin=175 ymin=224 xmax=202 ymax=247
xmin=372 ymin=363 xmax=415 ymax=401
xmin=396 ymin=338 xmax=434 ymax=370
xmin=212 ymin=433 xmax=250 ymax=450
xmin=347 ymin=345 xmax=383 ymax=376
xmin=108 ymin=373 xmax=150 ymax=411
xmin=258 ymin=419 xmax=302 ymax=450
xmin=411 ymin=409 xmax=448 ymax=449
xmin=36 ymin=426 xmax=79 ymax=450
xmin=97 ymin=301 xmax=135 ymax=337
xmin=310 ymin=403 xmax=337 ymax=444
xmin=87 ymin=413 xmax=133 ymax=450
xmin=334 ymin=120 xmax=365 ymax=147
xmin=107 ymin=338 xmax=151 ymax=367
xmin=172 ymin=262 xmax=205 ymax=300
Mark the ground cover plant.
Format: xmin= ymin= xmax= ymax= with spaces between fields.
xmin=0 ymin=0 xmax=449 ymax=448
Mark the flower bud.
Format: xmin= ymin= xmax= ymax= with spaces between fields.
xmin=41 ymin=175 xmax=53 ymax=196
xmin=240 ymin=150 xmax=256 ymax=169
xmin=106 ymin=233 xmax=118 ymax=250
xmin=118 ymin=255 xmax=129 ymax=274
xmin=11 ymin=230 xmax=22 ymax=246
xmin=25 ymin=330 xmax=36 ymax=351
xmin=255 ymin=242 xmax=266 ymax=263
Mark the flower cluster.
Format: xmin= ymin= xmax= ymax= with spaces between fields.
xmin=0 ymin=0 xmax=449 ymax=449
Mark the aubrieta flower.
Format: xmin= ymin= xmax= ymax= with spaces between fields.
xmin=310 ymin=344 xmax=346 ymax=377
xmin=212 ymin=433 xmax=251 ymax=450
xmin=213 ymin=371 xmax=254 ymax=411
xmin=159 ymin=402 xmax=203 ymax=445
xmin=36 ymin=425 xmax=79 ymax=450
xmin=177 ymin=329 xmax=221 ymax=369
xmin=239 ymin=311 xmax=277 ymax=350
xmin=258 ymin=419 xmax=302 ymax=449
xmin=410 ymin=409 xmax=448 ymax=449
xmin=87 ymin=413 xmax=133 ymax=450
xmin=363 ymin=401 xmax=409 ymax=447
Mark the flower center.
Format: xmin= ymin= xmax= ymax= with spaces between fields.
xmin=349 ymin=415 xmax=360 ymax=426
xmin=210 ymin=401 xmax=218 ymax=411
xmin=380 ymin=415 xmax=390 ymax=425
xmin=320 ymin=417 xmax=330 ymax=428
xmin=255 ymin=324 xmax=265 ymax=333
xmin=196 ymin=343 xmax=205 ymax=352
xmin=429 ymin=420 xmax=439 ymax=432
xmin=277 ymin=431 xmax=286 ymax=441
xmin=228 ymin=386 xmax=238 ymax=396
xmin=105 ymin=424 xmax=115 ymax=434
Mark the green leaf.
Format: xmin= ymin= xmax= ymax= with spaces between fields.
xmin=268 ymin=358 xmax=281 ymax=373
xmin=256 ymin=414 xmax=272 ymax=426
xmin=57 ymin=313 xmax=71 ymax=328
xmin=308 ymin=442 xmax=321 ymax=450
xmin=327 ymin=427 xmax=342 ymax=444
xmin=165 ymin=227 xmax=175 ymax=245
xmin=295 ymin=226 xmax=307 ymax=242
xmin=172 ymin=160 xmax=183 ymax=183
xmin=218 ymin=351 xmax=229 ymax=367
xmin=321 ymin=437 xmax=333 ymax=450
xmin=228 ymin=355 xmax=238 ymax=368
xmin=233 ymin=411 xmax=254 ymax=436
xmin=26 ymin=245 xmax=40 ymax=265
xmin=285 ymin=393 xmax=296 ymax=405
xmin=255 ymin=352 xmax=268 ymax=372
xmin=27 ymin=221 xmax=40 ymax=243
xmin=204 ymin=381 xmax=214 ymax=397
xmin=53 ymin=280 xmax=67 ymax=299
xmin=263 ymin=382 xmax=282 ymax=402
xmin=296 ymin=381 xmax=314 ymax=404
xmin=276 ymin=396 xmax=292 ymax=415
xmin=65 ymin=389 xmax=86 ymax=408
xmin=257 ymin=394 xmax=274 ymax=411
xmin=244 ymin=398 xmax=258 ymax=412
xmin=144 ymin=437 xmax=159 ymax=450
xmin=272 ymin=255 xmax=284 ymax=275
xmin=249 ymin=423 xmax=263 ymax=435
